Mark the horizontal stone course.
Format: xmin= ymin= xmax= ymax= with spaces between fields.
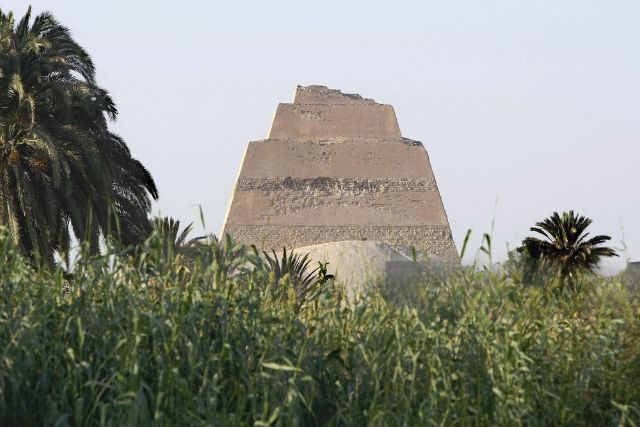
xmin=225 ymin=224 xmax=458 ymax=259
xmin=268 ymin=104 xmax=401 ymax=139
xmin=226 ymin=176 xmax=447 ymax=225
xmin=238 ymin=139 xmax=434 ymax=178
xmin=235 ymin=177 xmax=439 ymax=193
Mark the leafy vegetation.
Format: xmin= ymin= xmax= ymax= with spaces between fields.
xmin=259 ymin=248 xmax=336 ymax=312
xmin=0 ymin=229 xmax=638 ymax=426
xmin=518 ymin=211 xmax=618 ymax=292
xmin=148 ymin=217 xmax=205 ymax=269
xmin=0 ymin=8 xmax=157 ymax=267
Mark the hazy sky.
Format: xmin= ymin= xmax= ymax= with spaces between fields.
xmin=5 ymin=1 xmax=639 ymax=271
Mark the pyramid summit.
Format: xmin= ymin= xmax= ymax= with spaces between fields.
xmin=222 ymin=85 xmax=458 ymax=261
xmin=269 ymin=85 xmax=401 ymax=140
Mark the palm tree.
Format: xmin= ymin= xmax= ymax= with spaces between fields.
xmin=0 ymin=8 xmax=157 ymax=267
xmin=518 ymin=211 xmax=618 ymax=290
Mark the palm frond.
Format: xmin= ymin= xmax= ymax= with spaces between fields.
xmin=0 ymin=8 xmax=157 ymax=267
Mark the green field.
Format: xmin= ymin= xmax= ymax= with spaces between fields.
xmin=1 ymin=232 xmax=638 ymax=426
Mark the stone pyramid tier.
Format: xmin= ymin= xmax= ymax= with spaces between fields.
xmin=222 ymin=85 xmax=459 ymax=261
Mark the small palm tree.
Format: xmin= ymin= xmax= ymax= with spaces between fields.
xmin=260 ymin=248 xmax=332 ymax=311
xmin=207 ymin=233 xmax=247 ymax=284
xmin=518 ymin=211 xmax=618 ymax=290
xmin=151 ymin=217 xmax=204 ymax=263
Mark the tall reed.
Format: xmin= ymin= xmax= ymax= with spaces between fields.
xmin=0 ymin=232 xmax=638 ymax=426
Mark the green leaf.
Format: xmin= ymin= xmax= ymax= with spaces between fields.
xmin=261 ymin=362 xmax=301 ymax=372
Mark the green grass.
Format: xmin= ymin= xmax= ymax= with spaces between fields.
xmin=0 ymin=233 xmax=639 ymax=426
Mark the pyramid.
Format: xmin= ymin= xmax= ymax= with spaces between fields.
xmin=221 ymin=85 xmax=458 ymax=261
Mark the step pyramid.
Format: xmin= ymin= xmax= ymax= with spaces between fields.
xmin=222 ymin=85 xmax=458 ymax=261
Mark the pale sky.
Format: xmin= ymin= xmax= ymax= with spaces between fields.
xmin=5 ymin=1 xmax=640 ymax=271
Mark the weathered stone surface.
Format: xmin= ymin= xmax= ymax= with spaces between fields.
xmin=269 ymin=104 xmax=401 ymax=139
xmin=293 ymin=85 xmax=376 ymax=105
xmin=270 ymin=85 xmax=400 ymax=139
xmin=236 ymin=139 xmax=434 ymax=178
xmin=222 ymin=85 xmax=458 ymax=262
xmin=229 ymin=177 xmax=444 ymax=225
xmin=235 ymin=177 xmax=438 ymax=193
xmin=226 ymin=224 xmax=458 ymax=259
